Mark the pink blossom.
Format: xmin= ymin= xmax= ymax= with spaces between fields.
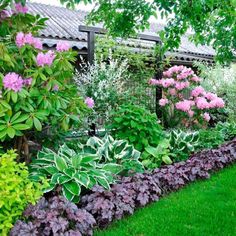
xmin=3 ymin=73 xmax=23 ymax=92
xmin=15 ymin=3 xmax=28 ymax=14
xmin=85 ymin=97 xmax=95 ymax=108
xmin=195 ymin=97 xmax=209 ymax=109
xmin=24 ymin=33 xmax=34 ymax=44
xmin=175 ymin=100 xmax=193 ymax=112
xmin=0 ymin=10 xmax=11 ymax=19
xmin=23 ymin=77 xmax=32 ymax=86
xmin=159 ymin=98 xmax=169 ymax=106
xmin=32 ymin=38 xmax=43 ymax=50
xmin=188 ymin=110 xmax=194 ymax=117
xmin=191 ymin=76 xmax=201 ymax=83
xmin=56 ymin=41 xmax=70 ymax=52
xmin=175 ymin=81 xmax=189 ymax=90
xmin=148 ymin=79 xmax=159 ymax=85
xmin=16 ymin=32 xmax=25 ymax=48
xmin=203 ymin=112 xmax=211 ymax=122
xmin=163 ymin=71 xmax=172 ymax=78
xmin=191 ymin=86 xmax=205 ymax=97
xmin=36 ymin=51 xmax=55 ymax=67
xmin=160 ymin=78 xmax=175 ymax=88
xmin=205 ymin=92 xmax=218 ymax=101
xmin=209 ymin=97 xmax=225 ymax=108
xmin=169 ymin=88 xmax=177 ymax=96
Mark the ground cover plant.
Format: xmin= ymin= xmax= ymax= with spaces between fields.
xmin=12 ymin=139 xmax=236 ymax=235
xmin=95 ymin=164 xmax=236 ymax=236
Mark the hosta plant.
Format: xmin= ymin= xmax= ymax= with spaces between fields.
xmin=141 ymin=139 xmax=172 ymax=169
xmin=29 ymin=144 xmax=120 ymax=203
xmin=74 ymin=134 xmax=143 ymax=174
xmin=168 ymin=129 xmax=199 ymax=161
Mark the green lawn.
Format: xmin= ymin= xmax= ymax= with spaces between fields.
xmin=95 ymin=165 xmax=236 ymax=236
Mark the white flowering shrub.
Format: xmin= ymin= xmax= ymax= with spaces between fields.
xmin=75 ymin=55 xmax=130 ymax=124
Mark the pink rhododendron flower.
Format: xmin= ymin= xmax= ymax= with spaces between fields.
xmin=148 ymin=78 xmax=159 ymax=85
xmin=15 ymin=3 xmax=28 ymax=14
xmin=159 ymin=98 xmax=169 ymax=106
xmin=85 ymin=97 xmax=95 ymax=108
xmin=205 ymin=92 xmax=218 ymax=101
xmin=209 ymin=97 xmax=225 ymax=108
xmin=191 ymin=76 xmax=201 ymax=83
xmin=203 ymin=112 xmax=210 ymax=122
xmin=23 ymin=77 xmax=32 ymax=86
xmin=175 ymin=100 xmax=194 ymax=112
xmin=33 ymin=38 xmax=43 ymax=50
xmin=169 ymin=88 xmax=177 ymax=96
xmin=160 ymin=78 xmax=175 ymax=88
xmin=15 ymin=32 xmax=43 ymax=50
xmin=0 ymin=10 xmax=11 ymax=20
xmin=191 ymin=86 xmax=205 ymax=97
xmin=3 ymin=72 xmax=23 ymax=92
xmin=188 ymin=110 xmax=194 ymax=117
xmin=195 ymin=97 xmax=209 ymax=109
xmin=56 ymin=41 xmax=70 ymax=52
xmin=36 ymin=51 xmax=55 ymax=67
xmin=175 ymin=81 xmax=189 ymax=90
xmin=16 ymin=32 xmax=25 ymax=47
xmin=163 ymin=71 xmax=172 ymax=78
xmin=24 ymin=33 xmax=34 ymax=44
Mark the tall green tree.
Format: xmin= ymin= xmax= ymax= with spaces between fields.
xmin=3 ymin=0 xmax=236 ymax=62
xmin=61 ymin=0 xmax=236 ymax=63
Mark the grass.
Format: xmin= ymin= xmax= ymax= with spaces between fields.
xmin=95 ymin=165 xmax=236 ymax=236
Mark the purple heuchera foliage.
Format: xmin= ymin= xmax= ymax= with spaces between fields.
xmin=11 ymin=196 xmax=95 ymax=236
xmin=80 ymin=138 xmax=236 ymax=228
xmin=12 ymin=139 xmax=236 ymax=235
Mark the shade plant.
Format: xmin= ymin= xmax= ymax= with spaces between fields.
xmin=149 ymin=65 xmax=225 ymax=128
xmin=107 ymin=103 xmax=164 ymax=153
xmin=0 ymin=1 xmax=86 ymax=160
xmin=29 ymin=144 xmax=118 ymax=203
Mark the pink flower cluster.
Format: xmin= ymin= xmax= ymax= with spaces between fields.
xmin=3 ymin=73 xmax=33 ymax=92
xmin=149 ymin=65 xmax=225 ymax=124
xmin=36 ymin=51 xmax=55 ymax=67
xmin=16 ymin=32 xmax=42 ymax=49
xmin=85 ymin=97 xmax=95 ymax=108
xmin=14 ymin=3 xmax=28 ymax=14
xmin=56 ymin=41 xmax=70 ymax=52
xmin=3 ymin=73 xmax=23 ymax=92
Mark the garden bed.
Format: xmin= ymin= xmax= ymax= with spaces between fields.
xmin=11 ymin=138 xmax=236 ymax=235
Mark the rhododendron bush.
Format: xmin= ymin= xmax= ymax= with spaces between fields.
xmin=149 ymin=65 xmax=225 ymax=128
xmin=0 ymin=1 xmax=86 ymax=158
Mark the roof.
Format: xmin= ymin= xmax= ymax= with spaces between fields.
xmin=27 ymin=2 xmax=215 ymax=63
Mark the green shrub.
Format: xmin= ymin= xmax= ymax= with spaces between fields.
xmin=141 ymin=139 xmax=172 ymax=169
xmin=0 ymin=150 xmax=46 ymax=236
xmin=108 ymin=104 xmax=163 ymax=152
xmin=30 ymin=144 xmax=121 ymax=203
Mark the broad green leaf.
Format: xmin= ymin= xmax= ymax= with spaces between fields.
xmin=64 ymin=181 xmax=81 ymax=195
xmin=12 ymin=124 xmax=30 ymax=130
xmin=33 ymin=117 xmax=42 ymax=131
xmin=7 ymin=127 xmax=15 ymax=138
xmin=54 ymin=155 xmax=68 ymax=172
xmin=62 ymin=185 xmax=74 ymax=201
